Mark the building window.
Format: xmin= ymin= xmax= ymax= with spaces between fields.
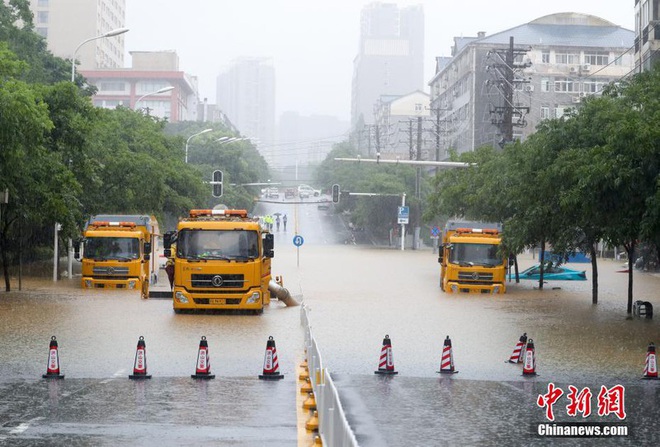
xmin=37 ymin=11 xmax=48 ymax=24
xmin=98 ymin=81 xmax=126 ymax=92
xmin=583 ymin=80 xmax=608 ymax=93
xmin=541 ymin=79 xmax=551 ymax=92
xmin=555 ymin=52 xmax=580 ymax=65
xmin=540 ymin=107 xmax=550 ymax=119
xmin=555 ymin=107 xmax=566 ymax=118
xmin=37 ymin=0 xmax=49 ymax=6
xmin=541 ymin=51 xmax=550 ymax=63
xmin=36 ymin=27 xmax=48 ymax=38
xmin=584 ymin=52 xmax=609 ymax=65
xmin=414 ymin=103 xmax=423 ymax=112
xmin=137 ymin=82 xmax=170 ymax=94
xmin=554 ymin=77 xmax=575 ymax=92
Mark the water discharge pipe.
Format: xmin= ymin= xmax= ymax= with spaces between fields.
xmin=269 ymin=279 xmax=299 ymax=306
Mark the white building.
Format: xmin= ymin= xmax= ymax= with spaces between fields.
xmin=29 ymin=0 xmax=126 ymax=70
xmin=634 ymin=0 xmax=660 ymax=71
xmin=428 ymin=13 xmax=634 ymax=156
xmin=372 ymin=90 xmax=430 ymax=159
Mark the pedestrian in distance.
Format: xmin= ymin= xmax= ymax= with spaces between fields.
xmin=275 ymin=215 xmax=280 ymax=231
xmin=283 ymin=214 xmax=287 ymax=231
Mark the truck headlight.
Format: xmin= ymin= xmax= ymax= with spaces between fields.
xmin=175 ymin=292 xmax=189 ymax=304
xmin=493 ymin=286 xmax=500 ymax=294
xmin=128 ymin=280 xmax=136 ymax=289
xmin=247 ymin=291 xmax=260 ymax=303
xmin=84 ymin=279 xmax=92 ymax=288
xmin=450 ymin=285 xmax=458 ymax=293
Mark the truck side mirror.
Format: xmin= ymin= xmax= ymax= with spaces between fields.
xmin=163 ymin=231 xmax=176 ymax=249
xmin=438 ymin=244 xmax=444 ymax=263
xmin=263 ymin=233 xmax=274 ymax=258
xmin=143 ymin=242 xmax=151 ymax=261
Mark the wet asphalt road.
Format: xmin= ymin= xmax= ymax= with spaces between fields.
xmin=1 ymin=196 xmax=659 ymax=446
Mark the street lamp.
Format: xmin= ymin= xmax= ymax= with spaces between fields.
xmin=134 ymin=86 xmax=174 ymax=111
xmin=185 ymin=128 xmax=213 ymax=163
xmin=218 ymin=137 xmax=249 ymax=145
xmin=71 ymin=27 xmax=129 ymax=82
xmin=215 ymin=136 xmax=231 ymax=143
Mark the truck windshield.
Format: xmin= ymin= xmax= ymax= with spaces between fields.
xmin=84 ymin=237 xmax=140 ymax=260
xmin=177 ymin=229 xmax=259 ymax=260
xmin=449 ymin=243 xmax=502 ymax=267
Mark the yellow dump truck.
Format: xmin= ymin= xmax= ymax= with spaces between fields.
xmin=438 ymin=221 xmax=507 ymax=294
xmin=164 ymin=209 xmax=275 ymax=314
xmin=79 ymin=215 xmax=160 ymax=299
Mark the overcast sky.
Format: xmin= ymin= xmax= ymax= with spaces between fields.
xmin=125 ymin=1 xmax=635 ymax=121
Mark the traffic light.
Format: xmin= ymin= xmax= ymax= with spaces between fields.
xmin=332 ymin=184 xmax=340 ymax=203
xmin=212 ymin=170 xmax=223 ymax=198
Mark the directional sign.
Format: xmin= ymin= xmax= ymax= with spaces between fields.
xmin=431 ymin=226 xmax=440 ymax=237
xmin=293 ymin=235 xmax=304 ymax=247
xmin=397 ymin=206 xmax=409 ymax=224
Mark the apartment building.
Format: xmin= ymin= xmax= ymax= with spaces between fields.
xmin=29 ymin=0 xmax=126 ymax=70
xmin=428 ymin=13 xmax=634 ymax=156
xmin=634 ymin=0 xmax=660 ymax=71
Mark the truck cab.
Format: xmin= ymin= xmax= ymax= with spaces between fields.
xmin=439 ymin=221 xmax=506 ymax=294
xmin=79 ymin=215 xmax=159 ymax=298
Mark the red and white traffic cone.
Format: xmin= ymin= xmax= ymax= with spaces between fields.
xmin=259 ymin=336 xmax=284 ymax=380
xmin=129 ymin=336 xmax=152 ymax=379
xmin=437 ymin=335 xmax=459 ymax=374
xmin=507 ymin=333 xmax=527 ymax=364
xmin=642 ymin=342 xmax=658 ymax=380
xmin=42 ymin=336 xmax=64 ymax=379
xmin=191 ymin=336 xmax=215 ymax=380
xmin=522 ymin=338 xmax=537 ymax=376
xmin=374 ymin=335 xmax=398 ymax=375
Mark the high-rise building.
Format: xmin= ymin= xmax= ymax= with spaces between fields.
xmin=634 ymin=0 xmax=660 ymax=72
xmin=216 ymin=58 xmax=276 ymax=160
xmin=29 ymin=0 xmax=126 ymax=70
xmin=351 ymin=2 xmax=424 ymax=127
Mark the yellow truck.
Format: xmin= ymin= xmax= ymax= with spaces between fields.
xmin=79 ymin=215 xmax=160 ymax=299
xmin=164 ymin=209 xmax=275 ymax=314
xmin=438 ymin=221 xmax=507 ymax=294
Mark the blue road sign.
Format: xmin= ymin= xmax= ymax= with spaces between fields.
xmin=431 ymin=226 xmax=440 ymax=237
xmin=397 ymin=206 xmax=410 ymax=224
xmin=293 ymin=235 xmax=304 ymax=247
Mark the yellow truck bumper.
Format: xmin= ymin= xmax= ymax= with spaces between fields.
xmin=172 ymin=287 xmax=265 ymax=311
xmin=81 ymin=277 xmax=141 ymax=290
xmin=445 ymin=281 xmax=506 ymax=294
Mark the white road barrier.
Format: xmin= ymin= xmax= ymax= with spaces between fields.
xmin=301 ymin=303 xmax=359 ymax=447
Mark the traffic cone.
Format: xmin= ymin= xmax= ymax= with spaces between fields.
xmin=42 ymin=336 xmax=64 ymax=379
xmin=259 ymin=336 xmax=284 ymax=380
xmin=305 ymin=410 xmax=319 ymax=432
xmin=507 ymin=333 xmax=527 ymax=364
xmin=437 ymin=335 xmax=459 ymax=374
xmin=374 ymin=334 xmax=398 ymax=375
xmin=300 ymin=377 xmax=312 ymax=394
xmin=642 ymin=342 xmax=658 ymax=380
xmin=522 ymin=338 xmax=537 ymax=376
xmin=191 ymin=336 xmax=215 ymax=380
xmin=303 ymin=392 xmax=317 ymax=410
xmin=129 ymin=336 xmax=152 ymax=379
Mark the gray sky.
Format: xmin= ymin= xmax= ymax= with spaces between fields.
xmin=125 ymin=1 xmax=635 ymax=121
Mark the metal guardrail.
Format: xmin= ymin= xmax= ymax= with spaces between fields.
xmin=301 ymin=304 xmax=359 ymax=447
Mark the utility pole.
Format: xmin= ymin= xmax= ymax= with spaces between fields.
xmin=485 ymin=36 xmax=531 ymax=147
xmin=403 ymin=119 xmax=415 ymax=160
xmin=414 ymin=116 xmax=423 ymax=250
xmin=428 ymin=106 xmax=448 ymax=174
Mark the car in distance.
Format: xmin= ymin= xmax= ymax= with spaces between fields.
xmin=298 ymin=184 xmax=321 ymax=198
xmin=284 ymin=188 xmax=296 ymax=199
xmin=266 ymin=187 xmax=280 ymax=199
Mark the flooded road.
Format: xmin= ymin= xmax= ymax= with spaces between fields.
xmin=1 ymin=198 xmax=659 ymax=445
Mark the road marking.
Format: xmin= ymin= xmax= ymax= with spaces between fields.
xmin=101 ymin=369 xmax=126 ymax=384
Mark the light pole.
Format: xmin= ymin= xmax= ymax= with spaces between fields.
xmin=185 ymin=129 xmax=213 ymax=163
xmin=134 ymin=86 xmax=174 ymax=111
xmin=71 ymin=27 xmax=129 ymax=82
xmin=215 ymin=136 xmax=231 ymax=143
